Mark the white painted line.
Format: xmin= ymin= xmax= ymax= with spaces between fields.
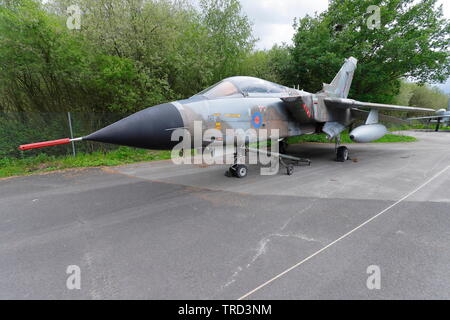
xmin=238 ymin=165 xmax=450 ymax=300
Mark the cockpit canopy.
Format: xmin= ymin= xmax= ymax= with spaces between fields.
xmin=195 ymin=76 xmax=291 ymax=99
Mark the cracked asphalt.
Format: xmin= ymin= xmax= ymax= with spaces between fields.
xmin=1 ymin=131 xmax=449 ymax=299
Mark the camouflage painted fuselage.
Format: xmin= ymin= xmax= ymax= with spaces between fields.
xmin=171 ymin=84 xmax=353 ymax=147
xmin=84 ymin=76 xmax=355 ymax=150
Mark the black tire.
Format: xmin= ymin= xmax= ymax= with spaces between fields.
xmin=286 ymin=164 xmax=294 ymax=176
xmin=279 ymin=141 xmax=288 ymax=154
xmin=235 ymin=165 xmax=248 ymax=178
xmin=336 ymin=146 xmax=349 ymax=162
xmin=227 ymin=165 xmax=237 ymax=177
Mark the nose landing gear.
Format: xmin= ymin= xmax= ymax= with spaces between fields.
xmin=225 ymin=151 xmax=249 ymax=178
xmin=226 ymin=164 xmax=248 ymax=178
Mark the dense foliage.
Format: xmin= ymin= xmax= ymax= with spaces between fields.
xmin=288 ymin=0 xmax=450 ymax=103
xmin=0 ymin=0 xmax=255 ymax=114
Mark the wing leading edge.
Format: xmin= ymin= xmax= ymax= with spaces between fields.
xmin=324 ymin=97 xmax=435 ymax=113
xmin=351 ymin=109 xmax=408 ymax=125
xmin=408 ymin=115 xmax=448 ymax=120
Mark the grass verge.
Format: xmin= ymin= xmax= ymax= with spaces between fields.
xmin=393 ymin=124 xmax=450 ymax=131
xmin=0 ymin=147 xmax=171 ymax=179
xmin=286 ymin=132 xmax=417 ymax=144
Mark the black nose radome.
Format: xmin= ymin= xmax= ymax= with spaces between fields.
xmin=84 ymin=103 xmax=184 ymax=150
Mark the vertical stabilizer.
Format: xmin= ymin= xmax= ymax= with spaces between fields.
xmin=323 ymin=57 xmax=358 ymax=98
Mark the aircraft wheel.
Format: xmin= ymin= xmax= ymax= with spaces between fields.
xmin=286 ymin=164 xmax=294 ymax=176
xmin=226 ymin=165 xmax=237 ymax=177
xmin=336 ymin=146 xmax=349 ymax=162
xmin=279 ymin=141 xmax=288 ymax=154
xmin=235 ymin=165 xmax=248 ymax=178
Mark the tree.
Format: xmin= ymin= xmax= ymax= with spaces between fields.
xmin=1 ymin=0 xmax=257 ymax=115
xmin=408 ymin=85 xmax=449 ymax=110
xmin=240 ymin=45 xmax=293 ymax=85
xmin=290 ymin=0 xmax=450 ymax=103
xmin=48 ymin=0 xmax=255 ymax=98
xmin=0 ymin=0 xmax=91 ymax=113
xmin=199 ymin=0 xmax=255 ymax=81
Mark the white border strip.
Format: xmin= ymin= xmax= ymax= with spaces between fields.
xmin=238 ymin=165 xmax=450 ymax=300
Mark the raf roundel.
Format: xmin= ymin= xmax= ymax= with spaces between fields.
xmin=252 ymin=111 xmax=263 ymax=129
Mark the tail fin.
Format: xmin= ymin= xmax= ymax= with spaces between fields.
xmin=323 ymin=57 xmax=358 ymax=98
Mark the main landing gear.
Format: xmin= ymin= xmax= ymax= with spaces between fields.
xmin=435 ymin=118 xmax=441 ymax=132
xmin=335 ymin=136 xmax=350 ymax=162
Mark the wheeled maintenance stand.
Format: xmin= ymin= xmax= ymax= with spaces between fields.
xmin=226 ymin=147 xmax=311 ymax=178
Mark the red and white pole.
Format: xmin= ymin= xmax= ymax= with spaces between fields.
xmin=18 ymin=137 xmax=83 ymax=151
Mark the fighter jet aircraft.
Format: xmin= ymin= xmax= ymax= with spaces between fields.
xmin=409 ymin=99 xmax=450 ymax=132
xmin=19 ymin=57 xmax=434 ymax=177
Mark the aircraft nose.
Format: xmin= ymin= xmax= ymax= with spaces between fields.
xmin=84 ymin=103 xmax=184 ymax=150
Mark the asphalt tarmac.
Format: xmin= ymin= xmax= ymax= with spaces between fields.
xmin=1 ymin=131 xmax=449 ymax=299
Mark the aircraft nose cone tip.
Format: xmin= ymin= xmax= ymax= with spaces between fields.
xmin=84 ymin=103 xmax=184 ymax=150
